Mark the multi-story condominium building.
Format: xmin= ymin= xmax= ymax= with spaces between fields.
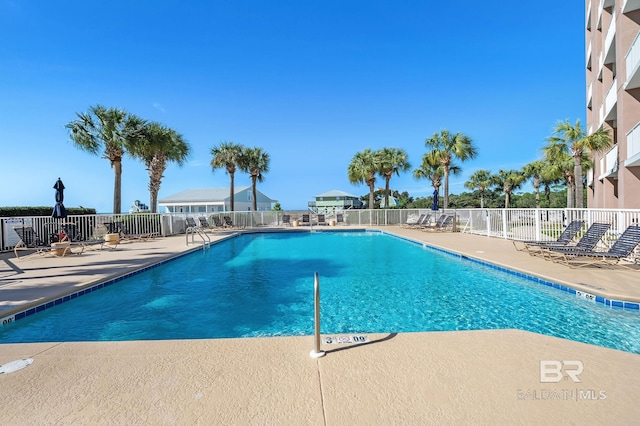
xmin=585 ymin=0 xmax=640 ymax=208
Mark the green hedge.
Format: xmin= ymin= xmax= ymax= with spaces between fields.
xmin=0 ymin=206 xmax=97 ymax=217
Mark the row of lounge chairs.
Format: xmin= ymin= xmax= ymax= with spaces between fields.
xmin=12 ymin=220 xmax=163 ymax=259
xmin=12 ymin=224 xmax=114 ymax=258
xmin=403 ymin=213 xmax=455 ymax=232
xmin=513 ymin=220 xmax=640 ymax=269
xmin=186 ymin=216 xmax=236 ymax=232
xmin=282 ymin=214 xmax=346 ymax=226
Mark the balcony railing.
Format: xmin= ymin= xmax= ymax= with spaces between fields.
xmin=598 ymin=144 xmax=619 ymax=179
xmin=604 ymin=11 xmax=616 ymax=64
xmin=604 ymin=78 xmax=617 ymax=121
xmin=626 ymin=32 xmax=640 ymax=89
xmin=625 ymin=122 xmax=640 ymax=167
xmin=599 ymin=104 xmax=604 ymax=127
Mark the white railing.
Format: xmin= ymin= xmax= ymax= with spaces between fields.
xmin=599 ymin=104 xmax=604 ymax=126
xmin=3 ymin=208 xmax=640 ymax=253
xmin=605 ymin=78 xmax=617 ymax=119
xmin=627 ymin=122 xmax=640 ymax=160
xmin=625 ymin=32 xmax=640 ymax=87
xmin=604 ymin=11 xmax=616 ymax=63
xmin=599 ymin=144 xmax=619 ymax=179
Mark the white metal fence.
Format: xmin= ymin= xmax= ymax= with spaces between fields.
xmin=2 ymin=208 xmax=640 ymax=253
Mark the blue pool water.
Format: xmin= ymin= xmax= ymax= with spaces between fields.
xmin=1 ymin=231 xmax=640 ymax=353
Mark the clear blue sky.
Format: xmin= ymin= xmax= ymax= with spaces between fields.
xmin=0 ymin=1 xmax=586 ymax=213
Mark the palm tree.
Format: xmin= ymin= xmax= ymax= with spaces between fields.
xmin=348 ymin=148 xmax=380 ymax=209
xmin=424 ymin=129 xmax=477 ymax=209
xmin=491 ymin=169 xmax=525 ymax=208
xmin=377 ymin=147 xmax=410 ymax=209
xmin=413 ymin=154 xmax=457 ymax=209
xmin=521 ymin=161 xmax=546 ymax=208
xmin=543 ymin=138 xmax=576 ymax=208
xmin=127 ymin=122 xmax=190 ymax=213
xmin=464 ymin=169 xmax=492 ymax=208
xmin=548 ymin=120 xmax=611 ymax=208
xmin=239 ymin=147 xmax=270 ymax=211
xmin=211 ymin=142 xmax=245 ymax=212
xmin=66 ymin=105 xmax=146 ymax=214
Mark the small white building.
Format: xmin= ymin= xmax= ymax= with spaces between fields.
xmin=158 ymin=187 xmax=277 ymax=213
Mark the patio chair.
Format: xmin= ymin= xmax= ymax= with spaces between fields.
xmin=512 ymin=220 xmax=585 ymax=254
xmin=118 ymin=223 xmax=158 ymax=241
xmin=282 ymin=214 xmax=291 ymax=226
xmin=198 ymin=217 xmax=213 ymax=230
xmin=420 ymin=214 xmax=453 ymax=231
xmin=408 ymin=213 xmax=432 ymax=228
xmin=336 ymin=213 xmax=346 ymax=225
xmin=186 ymin=217 xmax=198 ymax=229
xmin=401 ymin=213 xmax=426 ymax=228
xmin=301 ymin=214 xmax=310 ymax=226
xmin=212 ymin=216 xmax=225 ymax=229
xmin=223 ymin=216 xmax=234 ymax=228
xmin=13 ymin=226 xmax=83 ymax=258
xmin=540 ymin=222 xmax=611 ymax=260
xmin=317 ymin=214 xmax=327 ymax=225
xmin=548 ymin=225 xmax=640 ymax=269
xmin=61 ymin=222 xmax=106 ymax=250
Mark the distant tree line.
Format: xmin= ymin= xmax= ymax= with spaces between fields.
xmin=347 ymin=120 xmax=611 ymax=210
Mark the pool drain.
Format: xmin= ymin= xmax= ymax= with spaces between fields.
xmin=0 ymin=358 xmax=33 ymax=374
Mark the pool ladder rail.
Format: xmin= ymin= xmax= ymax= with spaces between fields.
xmin=185 ymin=224 xmax=211 ymax=249
xmin=310 ymin=272 xmax=325 ymax=358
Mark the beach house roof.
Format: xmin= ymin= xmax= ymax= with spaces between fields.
xmin=313 ymin=190 xmax=360 ymax=199
xmin=158 ymin=187 xmax=277 ymax=204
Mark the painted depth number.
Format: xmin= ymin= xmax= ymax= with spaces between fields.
xmin=323 ymin=335 xmax=368 ymax=345
xmin=1 ymin=316 xmax=14 ymax=326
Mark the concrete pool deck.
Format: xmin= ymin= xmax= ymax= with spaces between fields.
xmin=1 ymin=228 xmax=639 ymax=424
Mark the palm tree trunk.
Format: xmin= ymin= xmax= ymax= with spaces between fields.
xmin=566 ymin=178 xmax=575 ymax=209
xmin=252 ymin=175 xmax=258 ymax=211
xmin=384 ymin=175 xmax=391 ymax=208
xmin=229 ymin=173 xmax=235 ymax=212
xmin=443 ymin=170 xmax=449 ymax=209
xmin=113 ymin=160 xmax=122 ymax=214
xmin=149 ymin=180 xmax=158 ymax=213
xmin=480 ymin=193 xmax=484 ymax=209
xmin=574 ymin=155 xmax=584 ymax=209
xmin=368 ymin=180 xmax=375 ymax=209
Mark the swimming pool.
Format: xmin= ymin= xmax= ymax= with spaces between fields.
xmin=1 ymin=231 xmax=640 ymax=353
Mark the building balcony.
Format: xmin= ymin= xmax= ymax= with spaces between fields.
xmin=598 ymin=144 xmax=619 ymax=180
xmin=599 ymin=104 xmax=604 ymax=127
xmin=625 ymin=122 xmax=640 ymax=167
xmin=626 ymin=32 xmax=640 ymax=89
xmin=604 ymin=12 xmax=616 ymax=65
xmin=598 ymin=52 xmax=604 ymax=80
xmin=604 ymin=78 xmax=617 ymax=122
xmin=623 ymin=0 xmax=640 ymax=13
